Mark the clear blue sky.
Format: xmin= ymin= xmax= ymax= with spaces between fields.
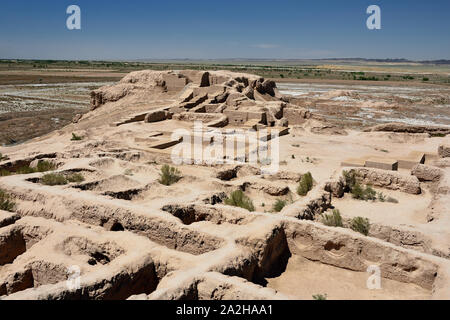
xmin=0 ymin=0 xmax=449 ymax=60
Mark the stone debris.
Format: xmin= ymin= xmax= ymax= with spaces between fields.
xmin=411 ymin=164 xmax=443 ymax=182
xmin=438 ymin=145 xmax=450 ymax=158
xmin=366 ymin=123 xmax=450 ymax=135
xmin=351 ymin=167 xmax=422 ymax=194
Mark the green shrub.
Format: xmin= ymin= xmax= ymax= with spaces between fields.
xmin=36 ymin=160 xmax=56 ymax=172
xmin=364 ymin=185 xmax=377 ymax=201
xmin=387 ymin=197 xmax=399 ymax=204
xmin=351 ymin=183 xmax=376 ymax=201
xmin=273 ymin=199 xmax=287 ymax=213
xmin=313 ymin=294 xmax=327 ymax=300
xmin=351 ymin=183 xmax=364 ymax=199
xmin=297 ymin=172 xmax=313 ymax=196
xmin=124 ymin=169 xmax=134 ymax=176
xmin=0 ymin=169 xmax=11 ymax=176
xmin=430 ymin=132 xmax=447 ymax=138
xmin=0 ymin=153 xmax=9 ymax=161
xmin=342 ymin=170 xmax=357 ymax=190
xmin=16 ymin=166 xmax=36 ymax=174
xmin=379 ymin=192 xmax=398 ymax=203
xmin=0 ymin=189 xmax=15 ymax=212
xmin=15 ymin=160 xmax=56 ymax=175
xmin=41 ymin=173 xmax=68 ymax=186
xmin=321 ymin=209 xmax=344 ymax=227
xmin=350 ymin=217 xmax=371 ymax=236
xmin=224 ymin=190 xmax=255 ymax=212
xmin=158 ymin=165 xmax=181 ymax=186
xmin=67 ymin=173 xmax=84 ymax=183
xmin=71 ymin=133 xmax=83 ymax=141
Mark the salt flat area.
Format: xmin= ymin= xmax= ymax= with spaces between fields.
xmin=278 ymin=82 xmax=450 ymax=127
xmin=0 ymin=82 xmax=113 ymax=114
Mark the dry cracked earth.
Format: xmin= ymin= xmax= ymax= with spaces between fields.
xmin=0 ymin=70 xmax=449 ymax=300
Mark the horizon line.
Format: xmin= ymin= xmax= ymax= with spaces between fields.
xmin=2 ymin=57 xmax=450 ymax=63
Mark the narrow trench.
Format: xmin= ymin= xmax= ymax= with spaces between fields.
xmin=222 ymin=228 xmax=292 ymax=288
xmin=110 ymin=222 xmax=125 ymax=232
xmin=0 ymin=230 xmax=27 ymax=265
xmin=2 ymin=254 xmax=164 ymax=300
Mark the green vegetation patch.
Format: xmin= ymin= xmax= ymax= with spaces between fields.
xmin=349 ymin=217 xmax=371 ymax=236
xmin=0 ymin=169 xmax=11 ymax=176
xmin=0 ymin=153 xmax=9 ymax=161
xmin=71 ymin=133 xmax=83 ymax=141
xmin=41 ymin=172 xmax=84 ymax=186
xmin=321 ymin=209 xmax=344 ymax=227
xmin=297 ymin=172 xmax=314 ymax=196
xmin=35 ymin=160 xmax=56 ymax=172
xmin=224 ymin=190 xmax=255 ymax=212
xmin=16 ymin=166 xmax=36 ymax=174
xmin=351 ymin=183 xmax=377 ymax=201
xmin=386 ymin=196 xmax=399 ymax=204
xmin=343 ymin=170 xmax=398 ymax=203
xmin=0 ymin=189 xmax=15 ymax=212
xmin=67 ymin=173 xmax=85 ymax=183
xmin=272 ymin=199 xmax=287 ymax=213
xmin=41 ymin=173 xmax=69 ymax=186
xmin=14 ymin=160 xmax=57 ymax=175
xmin=159 ymin=164 xmax=182 ymax=186
xmin=313 ymin=294 xmax=328 ymax=301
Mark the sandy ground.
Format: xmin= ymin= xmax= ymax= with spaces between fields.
xmin=333 ymin=189 xmax=431 ymax=225
xmin=277 ymin=82 xmax=450 ymax=128
xmin=267 ymin=255 xmax=431 ymax=300
xmin=274 ymin=77 xmax=450 ymax=87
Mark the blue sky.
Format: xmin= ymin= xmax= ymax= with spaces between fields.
xmin=0 ymin=0 xmax=449 ymax=60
